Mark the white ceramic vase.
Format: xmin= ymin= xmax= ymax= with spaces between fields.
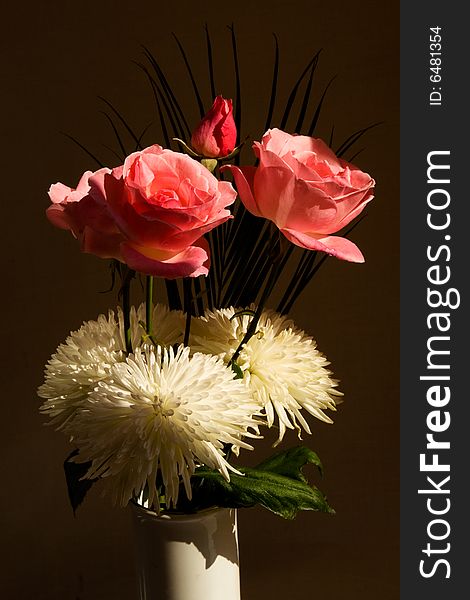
xmin=131 ymin=503 xmax=241 ymax=600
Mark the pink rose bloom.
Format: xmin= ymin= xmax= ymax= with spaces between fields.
xmin=100 ymin=144 xmax=236 ymax=278
xmin=226 ymin=128 xmax=375 ymax=263
xmin=46 ymin=168 xmax=125 ymax=260
xmin=191 ymin=96 xmax=237 ymax=158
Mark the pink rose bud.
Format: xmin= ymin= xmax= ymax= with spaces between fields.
xmin=191 ymin=96 xmax=237 ymax=158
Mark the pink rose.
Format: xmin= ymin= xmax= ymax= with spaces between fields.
xmin=100 ymin=144 xmax=236 ymax=278
xmin=226 ymin=128 xmax=375 ymax=263
xmin=46 ymin=168 xmax=125 ymax=260
xmin=191 ymin=96 xmax=237 ymax=158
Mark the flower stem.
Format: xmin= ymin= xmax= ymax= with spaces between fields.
xmin=121 ymin=268 xmax=133 ymax=354
xmin=229 ymin=258 xmax=280 ymax=365
xmin=146 ymin=275 xmax=154 ymax=335
xmin=183 ymin=279 xmax=193 ymax=347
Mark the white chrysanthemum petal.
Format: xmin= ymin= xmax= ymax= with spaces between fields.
xmin=66 ymin=345 xmax=260 ymax=508
xmin=190 ymin=306 xmax=342 ymax=444
xmin=38 ymin=304 xmax=185 ymax=429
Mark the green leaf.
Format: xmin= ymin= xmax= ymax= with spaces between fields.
xmin=182 ymin=446 xmax=334 ymax=520
xmin=255 ymin=445 xmax=324 ymax=480
xmin=63 ymin=450 xmax=96 ymax=515
xmin=230 ymin=362 xmax=244 ymax=380
xmin=191 ymin=467 xmax=333 ymax=520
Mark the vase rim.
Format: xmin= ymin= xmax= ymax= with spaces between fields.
xmin=130 ymin=500 xmax=232 ymax=522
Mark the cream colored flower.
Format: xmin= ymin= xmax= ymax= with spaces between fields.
xmin=38 ymin=304 xmax=184 ymax=429
xmin=190 ymin=307 xmax=342 ymax=444
xmin=67 ymin=345 xmax=260 ymax=508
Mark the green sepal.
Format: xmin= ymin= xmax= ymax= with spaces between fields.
xmin=201 ymin=158 xmax=218 ymax=172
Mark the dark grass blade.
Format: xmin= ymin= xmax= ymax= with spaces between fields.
xmin=100 ymin=111 xmax=128 ymax=158
xmin=281 ymin=215 xmax=368 ymax=314
xmin=221 ymin=216 xmax=269 ymax=301
xmin=142 ymin=46 xmax=192 ymax=138
xmin=102 ymin=144 xmax=126 ymax=163
xmin=207 ymin=231 xmax=219 ymax=307
xmin=307 ymin=76 xmax=337 ymax=136
xmin=224 ymin=198 xmax=248 ymax=254
xmin=209 ymin=227 xmax=224 ymax=304
xmin=278 ymin=250 xmax=320 ymax=315
xmin=279 ymin=49 xmax=321 ymax=130
xmin=282 ymin=254 xmax=328 ymax=315
xmin=222 ymin=220 xmax=273 ymax=307
xmin=193 ymin=276 xmax=208 ymax=315
xmin=205 ymin=24 xmax=216 ymax=100
xmin=228 ymin=24 xmax=242 ymax=150
xmin=336 ymin=122 xmax=383 ymax=157
xmin=294 ymin=55 xmax=318 ymax=133
xmin=214 ymin=224 xmax=225 ymax=296
xmin=150 ymin=75 xmax=181 ymax=140
xmin=147 ymin=73 xmax=172 ymax=147
xmin=239 ymin=241 xmax=294 ymax=310
xmin=277 ymin=249 xmax=315 ymax=314
xmin=143 ymin=46 xmax=191 ymax=139
xmin=165 ymin=279 xmax=182 ymax=311
xmin=348 ymin=147 xmax=365 ymax=162
xmin=264 ymin=34 xmax=280 ymax=132
xmin=224 ymin=211 xmax=266 ymax=273
xmin=172 ymin=33 xmax=205 ymax=118
xmin=235 ymin=250 xmax=271 ymax=307
xmin=204 ymin=269 xmax=215 ymax=310
xmin=98 ymin=96 xmax=142 ymax=148
xmin=183 ymin=278 xmax=194 ymax=345
xmin=61 ymin=133 xmax=105 ymax=167
xmin=329 ymin=124 xmax=335 ymax=147
xmin=135 ymin=62 xmax=183 ymax=141
xmin=135 ymin=123 xmax=153 ymax=151
xmin=151 ymin=72 xmax=181 ymax=142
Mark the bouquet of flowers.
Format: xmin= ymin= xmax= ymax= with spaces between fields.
xmin=38 ymin=33 xmax=375 ymax=521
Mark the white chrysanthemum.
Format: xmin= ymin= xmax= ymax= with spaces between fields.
xmin=38 ymin=304 xmax=184 ymax=429
xmin=190 ymin=307 xmax=342 ymax=444
xmin=67 ymin=345 xmax=260 ymax=508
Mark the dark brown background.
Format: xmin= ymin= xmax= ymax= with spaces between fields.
xmin=1 ymin=0 xmax=399 ymax=598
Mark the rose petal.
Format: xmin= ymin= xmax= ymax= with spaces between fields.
xmin=282 ymin=178 xmax=338 ymax=233
xmin=46 ymin=204 xmax=72 ymax=230
xmin=80 ymin=227 xmax=124 ymax=260
xmin=121 ymin=239 xmax=211 ymax=278
xmin=253 ymin=165 xmax=296 ymax=226
xmin=48 ymin=182 xmax=75 ymax=205
xmin=281 ymin=228 xmax=365 ymax=263
xmin=222 ymin=165 xmax=262 ymax=217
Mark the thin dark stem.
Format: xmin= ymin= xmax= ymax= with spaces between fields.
xmin=264 ymin=34 xmax=279 ymax=132
xmin=283 ymin=254 xmax=328 ymax=315
xmin=121 ymin=269 xmax=134 ymax=354
xmin=146 ymin=275 xmax=154 ymax=334
xmin=228 ymin=24 xmax=242 ymax=154
xmin=61 ymin=133 xmax=104 ymax=168
xmin=172 ymin=33 xmax=205 ymax=118
xmin=277 ymin=249 xmax=315 ymax=313
xmin=183 ymin=279 xmax=193 ymax=347
xmin=165 ymin=279 xmax=182 ymax=311
xmin=205 ymin=24 xmax=216 ymax=100
xmin=229 ymin=258 xmax=280 ymax=365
